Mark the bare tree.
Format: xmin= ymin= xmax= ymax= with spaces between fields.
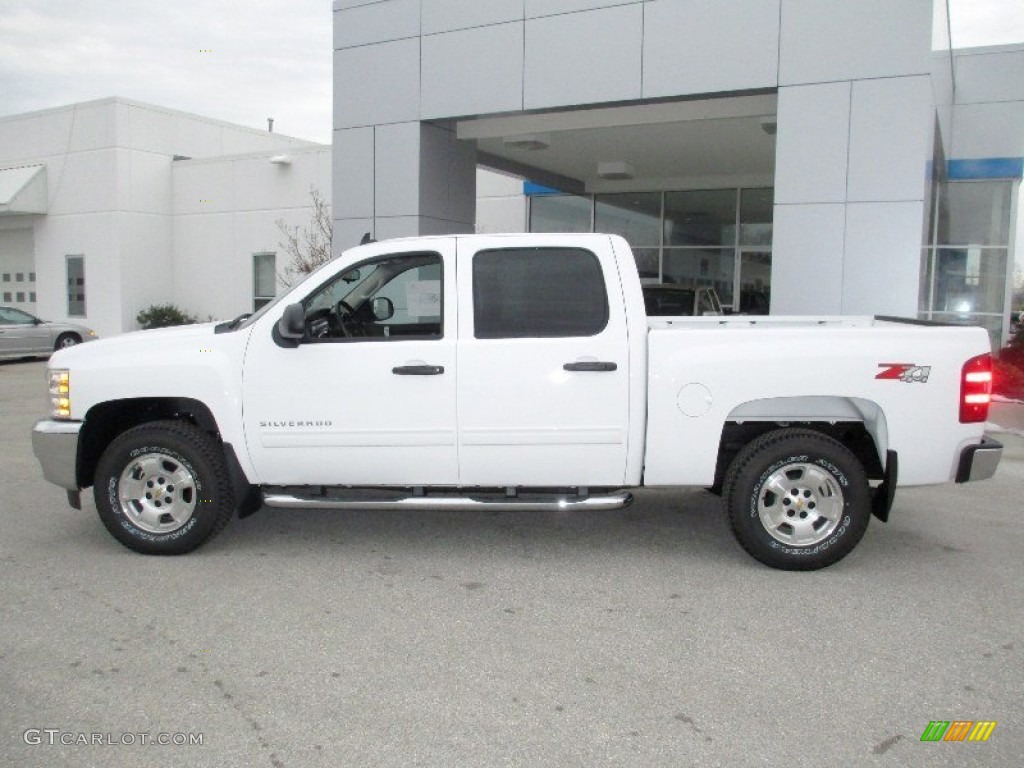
xmin=276 ymin=186 xmax=333 ymax=287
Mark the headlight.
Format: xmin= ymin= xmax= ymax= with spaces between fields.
xmin=87 ymin=330 xmax=97 ymax=337
xmin=48 ymin=369 xmax=71 ymax=419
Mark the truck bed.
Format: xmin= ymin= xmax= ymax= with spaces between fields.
xmin=643 ymin=316 xmax=991 ymax=487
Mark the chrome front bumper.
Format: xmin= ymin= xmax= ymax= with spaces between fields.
xmin=32 ymin=419 xmax=81 ymax=490
xmin=955 ymin=436 xmax=1003 ymax=483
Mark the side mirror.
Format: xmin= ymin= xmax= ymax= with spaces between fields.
xmin=371 ymin=296 xmax=394 ymax=322
xmin=277 ymin=303 xmax=305 ymax=340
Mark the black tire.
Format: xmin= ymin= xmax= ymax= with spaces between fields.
xmin=54 ymin=333 xmax=81 ymax=351
xmin=723 ymin=428 xmax=871 ymax=570
xmin=93 ymin=420 xmax=235 ymax=554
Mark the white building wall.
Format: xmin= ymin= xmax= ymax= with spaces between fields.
xmin=524 ymin=5 xmax=643 ymax=110
xmin=172 ymin=146 xmax=332 ymax=320
xmin=475 ymin=169 xmax=526 ymax=234
xmin=0 ymin=98 xmax=326 ymax=337
xmin=951 ymin=45 xmax=1024 ymax=160
xmin=771 ymin=0 xmax=933 ymax=316
xmin=0 ymin=102 xmax=127 ymax=336
xmin=641 ymin=0 xmax=780 ymax=97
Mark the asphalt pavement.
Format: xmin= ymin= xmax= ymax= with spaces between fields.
xmin=1 ymin=358 xmax=1022 ymax=767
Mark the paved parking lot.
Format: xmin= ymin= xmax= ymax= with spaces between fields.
xmin=1 ymin=358 xmax=1022 ymax=767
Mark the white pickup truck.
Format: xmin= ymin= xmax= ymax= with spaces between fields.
xmin=32 ymin=234 xmax=1002 ymax=569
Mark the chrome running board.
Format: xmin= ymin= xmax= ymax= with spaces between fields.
xmin=262 ymin=490 xmax=633 ymax=512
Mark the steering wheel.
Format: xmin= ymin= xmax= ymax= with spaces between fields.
xmin=333 ymin=300 xmax=356 ymax=337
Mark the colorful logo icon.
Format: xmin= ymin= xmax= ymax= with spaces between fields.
xmin=920 ymin=721 xmax=997 ymax=742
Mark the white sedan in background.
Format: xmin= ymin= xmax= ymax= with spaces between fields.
xmin=0 ymin=306 xmax=97 ymax=360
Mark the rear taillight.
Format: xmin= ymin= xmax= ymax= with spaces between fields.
xmin=960 ymin=354 xmax=992 ymax=423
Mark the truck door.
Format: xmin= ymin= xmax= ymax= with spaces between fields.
xmin=242 ymin=240 xmax=458 ymax=485
xmin=455 ymin=235 xmax=631 ymax=486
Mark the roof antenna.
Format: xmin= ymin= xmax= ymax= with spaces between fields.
xmin=267 ymin=117 xmax=274 ymax=132
xmin=360 ymin=232 xmax=376 ymax=245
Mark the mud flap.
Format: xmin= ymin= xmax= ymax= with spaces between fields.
xmin=871 ymin=450 xmax=898 ymax=523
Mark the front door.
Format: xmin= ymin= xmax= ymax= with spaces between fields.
xmin=242 ymin=240 xmax=458 ymax=486
xmin=455 ymin=235 xmax=632 ymax=487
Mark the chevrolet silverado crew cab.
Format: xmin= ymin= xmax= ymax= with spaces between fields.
xmin=32 ymin=234 xmax=1003 ymax=570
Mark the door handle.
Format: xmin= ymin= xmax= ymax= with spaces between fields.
xmin=563 ymin=361 xmax=617 ymax=372
xmin=392 ymin=365 xmax=445 ymax=375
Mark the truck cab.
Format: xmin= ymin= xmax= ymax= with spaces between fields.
xmin=243 ymin=234 xmax=645 ymax=488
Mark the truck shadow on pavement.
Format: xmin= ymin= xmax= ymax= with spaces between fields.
xmin=77 ymin=487 xmax=741 ymax=565
xmin=214 ymin=488 xmax=741 ymax=561
xmin=56 ymin=486 xmax=994 ymax=571
xmin=59 ymin=475 xmax=1015 ymax=571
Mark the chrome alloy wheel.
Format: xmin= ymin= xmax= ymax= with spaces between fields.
xmin=757 ymin=462 xmax=844 ymax=546
xmin=117 ymin=452 xmax=198 ymax=534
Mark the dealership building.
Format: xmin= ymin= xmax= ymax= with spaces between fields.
xmin=1 ymin=1 xmax=1022 ymax=346
xmin=333 ymin=0 xmax=1024 ymax=346
xmin=0 ymin=98 xmax=331 ymax=337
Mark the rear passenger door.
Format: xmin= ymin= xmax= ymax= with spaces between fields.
xmin=455 ymin=235 xmax=631 ymax=487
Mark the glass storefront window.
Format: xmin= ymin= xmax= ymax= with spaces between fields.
xmin=663 ymin=248 xmax=735 ymax=305
xmin=632 ymin=248 xmax=660 ymax=284
xmin=738 ymin=251 xmax=772 ymax=314
xmin=527 ymin=186 xmax=773 ymax=311
xmin=919 ymin=248 xmax=933 ymax=314
xmin=921 ymin=179 xmax=1016 ymax=348
xmin=664 ymin=190 xmax=736 ymax=246
xmin=740 ymin=188 xmax=774 ymax=246
xmin=528 ymin=194 xmax=591 ymax=233
xmin=594 ymin=193 xmax=661 ymax=247
xmin=933 ymin=247 xmax=1007 ymax=315
xmin=936 ymin=180 xmax=1013 ymax=246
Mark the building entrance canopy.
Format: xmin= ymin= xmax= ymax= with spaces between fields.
xmin=460 ymin=94 xmax=777 ymax=195
xmin=0 ymin=164 xmax=46 ymax=215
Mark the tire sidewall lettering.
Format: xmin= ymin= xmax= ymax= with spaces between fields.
xmin=767 ymin=514 xmax=851 ymax=556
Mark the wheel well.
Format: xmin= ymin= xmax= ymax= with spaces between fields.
xmin=77 ymin=398 xmax=220 ymax=489
xmin=711 ymin=421 xmax=885 ymax=494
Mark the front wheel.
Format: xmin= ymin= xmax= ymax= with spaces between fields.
xmin=94 ymin=421 xmax=235 ymax=554
xmin=723 ymin=428 xmax=871 ymax=570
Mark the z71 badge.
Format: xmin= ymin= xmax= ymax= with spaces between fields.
xmin=876 ymin=363 xmax=931 ymax=383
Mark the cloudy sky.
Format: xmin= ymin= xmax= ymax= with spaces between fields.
xmin=0 ymin=0 xmax=1021 ymax=144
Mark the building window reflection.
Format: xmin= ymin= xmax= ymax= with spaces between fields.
xmin=528 ymin=187 xmax=773 ymax=313
xmin=920 ymin=180 xmax=1014 ymax=347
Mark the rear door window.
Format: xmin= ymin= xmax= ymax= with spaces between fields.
xmin=472 ymin=247 xmax=608 ymax=339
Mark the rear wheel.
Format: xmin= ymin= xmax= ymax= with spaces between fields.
xmin=723 ymin=428 xmax=871 ymax=570
xmin=54 ymin=333 xmax=80 ymax=350
xmin=94 ymin=421 xmax=234 ymax=554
